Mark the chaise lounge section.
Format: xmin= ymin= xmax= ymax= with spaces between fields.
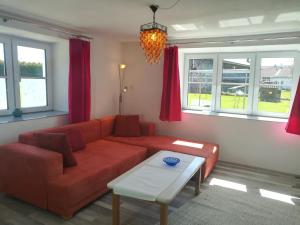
xmin=100 ymin=116 xmax=219 ymax=181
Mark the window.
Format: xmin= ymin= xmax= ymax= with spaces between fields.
xmin=0 ymin=37 xmax=14 ymax=115
xmin=183 ymin=54 xmax=217 ymax=111
xmin=0 ymin=43 xmax=7 ymax=111
xmin=253 ymin=54 xmax=296 ymax=117
xmin=217 ymin=54 xmax=255 ymax=114
xmin=183 ymin=51 xmax=299 ymax=118
xmin=0 ymin=35 xmax=52 ymax=116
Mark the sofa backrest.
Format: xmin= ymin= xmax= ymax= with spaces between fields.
xmin=98 ymin=115 xmax=156 ymax=137
xmin=19 ymin=120 xmax=101 ymax=146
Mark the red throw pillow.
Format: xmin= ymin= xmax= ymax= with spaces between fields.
xmin=63 ymin=129 xmax=86 ymax=152
xmin=114 ymin=115 xmax=141 ymax=137
xmin=35 ymin=133 xmax=77 ymax=168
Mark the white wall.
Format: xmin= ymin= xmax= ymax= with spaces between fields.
xmin=90 ymin=36 xmax=122 ymax=118
xmin=0 ymin=115 xmax=68 ymax=144
xmin=121 ymin=42 xmax=300 ymax=175
xmin=52 ymin=39 xmax=69 ymax=112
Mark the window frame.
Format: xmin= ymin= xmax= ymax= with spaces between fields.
xmin=216 ymin=52 xmax=256 ymax=115
xmin=11 ymin=37 xmax=53 ymax=113
xmin=0 ymin=36 xmax=15 ymax=116
xmin=252 ymin=51 xmax=299 ymax=118
xmin=182 ymin=50 xmax=300 ymax=119
xmin=182 ymin=53 xmax=218 ymax=111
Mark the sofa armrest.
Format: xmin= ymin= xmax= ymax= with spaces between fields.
xmin=0 ymin=143 xmax=63 ymax=208
xmin=140 ymin=122 xmax=156 ymax=136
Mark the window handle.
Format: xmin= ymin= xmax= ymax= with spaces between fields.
xmin=14 ymin=74 xmax=21 ymax=83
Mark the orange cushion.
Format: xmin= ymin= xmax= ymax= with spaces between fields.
xmin=99 ymin=115 xmax=116 ymax=137
xmin=63 ymin=129 xmax=86 ymax=152
xmin=35 ymin=133 xmax=77 ymax=168
xmin=19 ymin=120 xmax=101 ymax=146
xmin=114 ymin=115 xmax=141 ymax=137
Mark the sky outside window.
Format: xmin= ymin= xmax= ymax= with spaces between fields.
xmin=17 ymin=46 xmax=46 ymax=77
xmin=17 ymin=46 xmax=47 ymax=108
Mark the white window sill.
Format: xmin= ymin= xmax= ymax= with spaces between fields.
xmin=182 ymin=109 xmax=288 ymax=123
xmin=0 ymin=111 xmax=68 ymax=124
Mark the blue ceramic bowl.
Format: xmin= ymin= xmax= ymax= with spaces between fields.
xmin=163 ymin=157 xmax=180 ymax=166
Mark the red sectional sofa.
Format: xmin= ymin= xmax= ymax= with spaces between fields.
xmin=0 ymin=116 xmax=219 ymax=218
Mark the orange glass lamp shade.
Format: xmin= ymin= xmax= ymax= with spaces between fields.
xmin=140 ymin=5 xmax=168 ymax=64
xmin=140 ymin=28 xmax=167 ymax=64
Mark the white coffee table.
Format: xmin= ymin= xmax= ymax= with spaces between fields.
xmin=107 ymin=150 xmax=205 ymax=225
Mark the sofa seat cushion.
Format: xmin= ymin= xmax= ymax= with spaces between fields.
xmin=47 ymin=140 xmax=147 ymax=217
xmin=71 ymin=140 xmax=147 ymax=175
xmin=105 ymin=135 xmax=218 ymax=158
xmin=104 ymin=135 xmax=219 ymax=181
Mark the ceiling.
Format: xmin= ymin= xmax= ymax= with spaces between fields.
xmin=0 ymin=0 xmax=299 ymax=41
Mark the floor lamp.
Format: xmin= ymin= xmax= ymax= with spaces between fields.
xmin=119 ymin=64 xmax=127 ymax=115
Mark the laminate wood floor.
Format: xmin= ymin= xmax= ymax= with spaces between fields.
xmin=0 ymin=161 xmax=299 ymax=225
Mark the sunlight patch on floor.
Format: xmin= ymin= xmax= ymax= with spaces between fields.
xmin=209 ymin=178 xmax=247 ymax=192
xmin=259 ymin=189 xmax=298 ymax=205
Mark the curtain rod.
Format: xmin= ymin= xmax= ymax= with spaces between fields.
xmin=167 ymin=34 xmax=300 ymax=46
xmin=0 ymin=10 xmax=93 ymax=40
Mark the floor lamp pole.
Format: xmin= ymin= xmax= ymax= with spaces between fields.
xmin=119 ymin=64 xmax=127 ymax=115
xmin=119 ymin=93 xmax=123 ymax=115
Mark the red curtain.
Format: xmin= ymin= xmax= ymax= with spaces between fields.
xmin=159 ymin=46 xmax=182 ymax=121
xmin=286 ymin=77 xmax=300 ymax=134
xmin=68 ymin=39 xmax=91 ymax=123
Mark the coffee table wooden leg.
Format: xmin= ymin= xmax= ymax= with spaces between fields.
xmin=160 ymin=203 xmax=168 ymax=225
xmin=195 ymin=168 xmax=201 ymax=196
xmin=112 ymin=193 xmax=120 ymax=225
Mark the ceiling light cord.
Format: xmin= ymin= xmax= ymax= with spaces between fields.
xmin=156 ymin=0 xmax=181 ymax=10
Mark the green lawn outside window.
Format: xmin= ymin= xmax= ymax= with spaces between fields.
xmin=188 ymin=90 xmax=291 ymax=113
